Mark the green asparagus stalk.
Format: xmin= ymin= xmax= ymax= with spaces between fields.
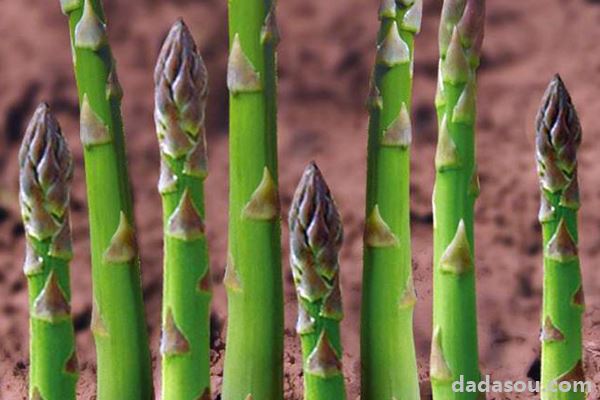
xmin=361 ymin=1 xmax=422 ymax=399
xmin=19 ymin=104 xmax=78 ymax=400
xmin=59 ymin=0 xmax=153 ymax=398
xmin=536 ymin=76 xmax=585 ymax=399
xmin=154 ymin=19 xmax=212 ymax=400
xmin=222 ymin=0 xmax=283 ymax=398
xmin=430 ymin=1 xmax=485 ymax=398
xmin=289 ymin=163 xmax=346 ymax=400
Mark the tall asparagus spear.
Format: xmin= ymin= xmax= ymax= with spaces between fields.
xmin=430 ymin=1 xmax=485 ymax=398
xmin=289 ymin=163 xmax=346 ymax=400
xmin=361 ymin=1 xmax=422 ymax=399
xmin=222 ymin=0 xmax=284 ymax=398
xmin=154 ymin=20 xmax=212 ymax=400
xmin=59 ymin=0 xmax=153 ymax=398
xmin=536 ymin=76 xmax=585 ymax=399
xmin=19 ymin=104 xmax=78 ymax=400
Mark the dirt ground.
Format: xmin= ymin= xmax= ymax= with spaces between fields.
xmin=1 ymin=0 xmax=600 ymax=398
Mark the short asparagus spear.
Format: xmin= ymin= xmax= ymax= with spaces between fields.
xmin=19 ymin=104 xmax=77 ymax=400
xmin=431 ymin=1 xmax=485 ymax=398
xmin=536 ymin=76 xmax=585 ymax=399
xmin=59 ymin=0 xmax=153 ymax=398
xmin=361 ymin=1 xmax=422 ymax=399
xmin=222 ymin=0 xmax=284 ymax=398
xmin=289 ymin=163 xmax=346 ymax=400
xmin=154 ymin=20 xmax=212 ymax=400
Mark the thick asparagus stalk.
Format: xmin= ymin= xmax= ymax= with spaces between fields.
xmin=361 ymin=1 xmax=422 ymax=399
xmin=289 ymin=163 xmax=346 ymax=400
xmin=19 ymin=104 xmax=77 ymax=400
xmin=536 ymin=76 xmax=585 ymax=399
xmin=222 ymin=0 xmax=283 ymax=398
xmin=430 ymin=1 xmax=485 ymax=398
xmin=154 ymin=19 xmax=212 ymax=400
xmin=59 ymin=0 xmax=153 ymax=398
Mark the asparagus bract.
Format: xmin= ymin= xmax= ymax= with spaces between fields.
xmin=431 ymin=1 xmax=485 ymax=398
xmin=536 ymin=76 xmax=584 ymax=399
xmin=222 ymin=0 xmax=284 ymax=398
xmin=19 ymin=104 xmax=78 ymax=400
xmin=290 ymin=163 xmax=346 ymax=400
xmin=154 ymin=20 xmax=212 ymax=400
xmin=60 ymin=1 xmax=153 ymax=398
xmin=361 ymin=1 xmax=422 ymax=399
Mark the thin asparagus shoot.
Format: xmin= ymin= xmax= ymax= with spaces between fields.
xmin=361 ymin=1 xmax=422 ymax=398
xmin=536 ymin=75 xmax=585 ymax=399
xmin=431 ymin=0 xmax=485 ymax=398
xmin=154 ymin=19 xmax=212 ymax=400
xmin=290 ymin=162 xmax=346 ymax=400
xmin=60 ymin=0 xmax=153 ymax=398
xmin=222 ymin=0 xmax=284 ymax=398
xmin=19 ymin=103 xmax=77 ymax=400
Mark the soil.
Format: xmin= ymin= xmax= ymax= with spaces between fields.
xmin=1 ymin=0 xmax=600 ymax=399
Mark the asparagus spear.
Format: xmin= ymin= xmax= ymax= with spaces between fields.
xmin=361 ymin=1 xmax=422 ymax=399
xmin=19 ymin=104 xmax=78 ymax=400
xmin=536 ymin=76 xmax=585 ymax=399
xmin=289 ymin=163 xmax=346 ymax=400
xmin=154 ymin=19 xmax=212 ymax=400
xmin=60 ymin=0 xmax=153 ymax=398
xmin=430 ymin=1 xmax=485 ymax=398
xmin=222 ymin=0 xmax=283 ymax=398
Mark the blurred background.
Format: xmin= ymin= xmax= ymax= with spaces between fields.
xmin=1 ymin=0 xmax=600 ymax=398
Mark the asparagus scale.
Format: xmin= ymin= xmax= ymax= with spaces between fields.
xmin=290 ymin=163 xmax=346 ymax=400
xmin=60 ymin=0 xmax=153 ymax=398
xmin=361 ymin=1 xmax=422 ymax=399
xmin=431 ymin=1 xmax=485 ymax=399
xmin=19 ymin=104 xmax=78 ymax=400
xmin=536 ymin=76 xmax=585 ymax=399
xmin=154 ymin=19 xmax=212 ymax=400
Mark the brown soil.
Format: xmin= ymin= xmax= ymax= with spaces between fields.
xmin=1 ymin=0 xmax=600 ymax=399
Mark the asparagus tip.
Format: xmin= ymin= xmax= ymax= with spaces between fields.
xmin=155 ymin=18 xmax=208 ymax=159
xmin=535 ymin=75 xmax=581 ymax=194
xmin=289 ymin=162 xmax=343 ymax=259
xmin=289 ymin=162 xmax=343 ymax=302
xmin=19 ymin=103 xmax=73 ymax=240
